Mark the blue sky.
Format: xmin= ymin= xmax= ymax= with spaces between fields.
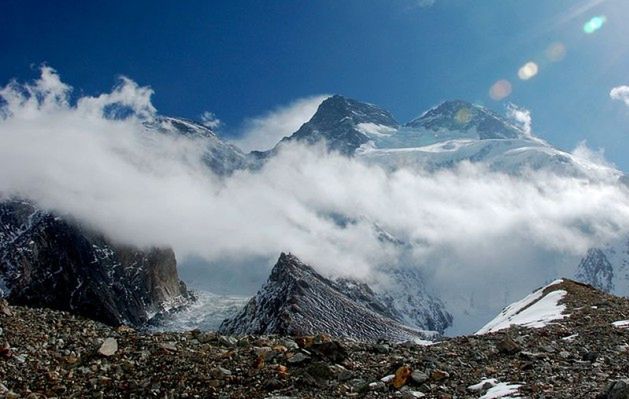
xmin=1 ymin=0 xmax=628 ymax=170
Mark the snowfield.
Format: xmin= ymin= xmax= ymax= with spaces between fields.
xmin=476 ymin=279 xmax=567 ymax=334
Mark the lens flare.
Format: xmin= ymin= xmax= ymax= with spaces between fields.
xmin=454 ymin=107 xmax=472 ymax=124
xmin=583 ymin=15 xmax=606 ymax=34
xmin=518 ymin=62 xmax=539 ymax=80
xmin=545 ymin=42 xmax=566 ymax=62
xmin=489 ymin=79 xmax=512 ymax=101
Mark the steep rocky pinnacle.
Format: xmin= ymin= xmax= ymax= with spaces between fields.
xmin=219 ymin=253 xmax=436 ymax=342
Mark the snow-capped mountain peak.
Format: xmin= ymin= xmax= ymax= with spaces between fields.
xmin=406 ymin=99 xmax=527 ymax=140
xmin=276 ymin=95 xmax=399 ymax=155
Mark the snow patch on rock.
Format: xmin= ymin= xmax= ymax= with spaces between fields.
xmin=476 ymin=280 xmax=567 ymax=334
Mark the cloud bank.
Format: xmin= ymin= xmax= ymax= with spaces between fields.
xmin=1 ymin=68 xmax=628 ymax=332
xmin=230 ymin=95 xmax=329 ymax=152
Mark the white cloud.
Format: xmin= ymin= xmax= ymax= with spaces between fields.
xmin=1 ymin=68 xmax=628 ymax=332
xmin=571 ymin=140 xmax=614 ymax=169
xmin=230 ymin=95 xmax=329 ymax=152
xmin=610 ymin=85 xmax=629 ymax=106
xmin=507 ymin=103 xmax=532 ymax=137
xmin=200 ymin=111 xmax=221 ymax=130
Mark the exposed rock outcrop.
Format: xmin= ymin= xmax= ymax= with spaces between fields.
xmin=0 ymin=199 xmax=191 ymax=326
xmin=576 ymin=248 xmax=616 ymax=293
xmin=219 ymin=253 xmax=434 ymax=342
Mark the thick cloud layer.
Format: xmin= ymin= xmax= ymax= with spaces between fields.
xmin=230 ymin=94 xmax=329 ymax=152
xmin=2 ymin=68 xmax=629 ymax=332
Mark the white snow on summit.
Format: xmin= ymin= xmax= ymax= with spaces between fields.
xmin=475 ymin=279 xmax=567 ymax=334
xmin=356 ymin=122 xmax=397 ymax=137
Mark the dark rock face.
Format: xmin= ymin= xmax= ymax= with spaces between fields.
xmin=219 ymin=253 xmax=434 ymax=342
xmin=277 ymin=95 xmax=399 ymax=155
xmin=576 ymin=248 xmax=615 ymax=293
xmin=600 ymin=379 xmax=629 ymax=399
xmin=0 ymin=199 xmax=191 ymax=326
xmin=406 ymin=100 xmax=526 ymax=140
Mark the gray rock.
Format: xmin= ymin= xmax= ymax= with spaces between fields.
xmin=218 ymin=336 xmax=238 ymax=347
xmin=603 ymin=379 xmax=629 ymax=399
xmin=281 ymin=338 xmax=299 ymax=350
xmin=159 ymin=342 xmax=177 ymax=352
xmin=368 ymin=381 xmax=386 ymax=391
xmin=210 ymin=367 xmax=232 ymax=379
xmin=287 ymin=352 xmax=310 ymax=364
xmin=411 ymin=370 xmax=429 ymax=384
xmin=374 ymin=343 xmax=390 ymax=354
xmin=98 ymin=338 xmax=118 ymax=357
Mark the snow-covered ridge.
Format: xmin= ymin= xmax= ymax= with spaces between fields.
xmin=476 ymin=279 xmax=567 ymax=334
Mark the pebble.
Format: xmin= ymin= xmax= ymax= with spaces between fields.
xmin=287 ymin=352 xmax=309 ymax=364
xmin=159 ymin=342 xmax=177 ymax=352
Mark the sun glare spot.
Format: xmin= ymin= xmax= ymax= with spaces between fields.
xmin=545 ymin=42 xmax=566 ymax=62
xmin=454 ymin=107 xmax=472 ymax=124
xmin=518 ymin=62 xmax=539 ymax=81
xmin=489 ymin=80 xmax=512 ymax=101
xmin=583 ymin=15 xmax=607 ymax=34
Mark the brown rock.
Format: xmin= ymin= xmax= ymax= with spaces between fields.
xmin=277 ymin=364 xmax=288 ymax=378
xmin=253 ymin=354 xmax=265 ymax=369
xmin=497 ymin=335 xmax=520 ymax=354
xmin=392 ymin=365 xmax=412 ymax=389
xmin=431 ymin=369 xmax=450 ymax=381
xmin=0 ymin=300 xmax=12 ymax=316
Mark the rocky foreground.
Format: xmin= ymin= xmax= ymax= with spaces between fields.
xmin=0 ymin=280 xmax=628 ymax=398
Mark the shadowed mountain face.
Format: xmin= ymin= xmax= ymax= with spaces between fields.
xmin=145 ymin=116 xmax=249 ymax=175
xmin=405 ymin=100 xmax=526 ymax=140
xmin=273 ymin=95 xmax=399 ymax=155
xmin=0 ymin=199 xmax=191 ymax=326
xmin=219 ymin=253 xmax=437 ymax=342
xmin=575 ymin=239 xmax=629 ymax=297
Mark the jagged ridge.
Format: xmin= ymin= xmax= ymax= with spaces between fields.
xmin=219 ymin=253 xmax=435 ymax=342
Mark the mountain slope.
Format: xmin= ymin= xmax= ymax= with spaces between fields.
xmin=0 ymin=199 xmax=191 ymax=326
xmin=219 ymin=253 xmax=435 ymax=342
xmin=476 ymin=279 xmax=568 ymax=334
xmin=1 ymin=277 xmax=628 ymax=397
xmin=406 ymin=99 xmax=526 ymax=140
xmin=257 ymin=95 xmax=399 ymax=157
xmin=145 ymin=116 xmax=249 ymax=175
xmin=575 ymin=238 xmax=629 ymax=297
xmin=266 ymin=95 xmax=621 ymax=180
